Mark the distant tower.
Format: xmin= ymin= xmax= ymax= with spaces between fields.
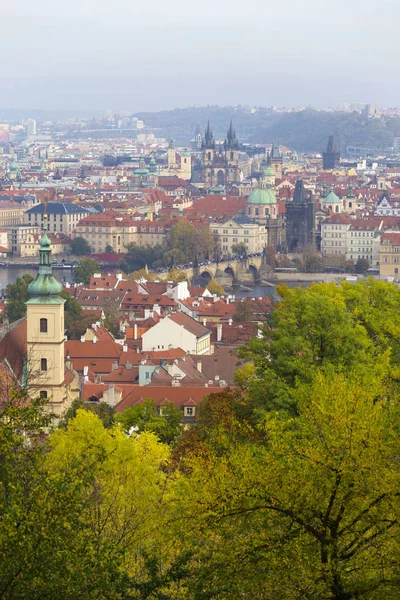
xmin=323 ymin=135 xmax=340 ymax=170
xmin=202 ymin=122 xmax=216 ymax=186
xmin=167 ymin=139 xmax=176 ymax=167
xmin=194 ymin=124 xmax=202 ymax=150
xmin=224 ymin=121 xmax=240 ymax=183
xmin=267 ymin=143 xmax=283 ymax=179
xmin=26 ymin=213 xmax=68 ymax=414
xmin=285 ymin=180 xmax=315 ymax=253
xmin=180 ymin=149 xmax=192 ymax=179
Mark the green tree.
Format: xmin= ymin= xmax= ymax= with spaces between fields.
xmin=206 ymin=278 xmax=225 ymax=296
xmin=179 ymin=372 xmax=400 ymax=600
xmin=70 ymin=236 xmax=91 ymax=255
xmin=5 ymin=274 xmax=33 ymax=322
xmin=74 ymin=258 xmax=100 ymax=284
xmin=231 ymin=242 xmax=247 ymax=256
xmin=58 ymin=398 xmax=115 ymax=429
xmin=116 ymin=398 xmax=183 ymax=444
xmin=355 ymin=257 xmax=370 ymax=273
xmin=105 ymin=244 xmax=113 ymax=253
xmin=238 ymin=280 xmax=400 ymax=416
xmin=124 ymin=243 xmax=166 ymax=271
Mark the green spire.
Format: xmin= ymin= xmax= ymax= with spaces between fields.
xmin=27 ymin=209 xmax=63 ymax=299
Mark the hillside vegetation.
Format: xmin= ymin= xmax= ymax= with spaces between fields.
xmin=135 ymin=106 xmax=400 ymax=152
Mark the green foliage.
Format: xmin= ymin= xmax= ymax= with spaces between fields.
xmin=124 ymin=243 xmax=166 ymax=272
xmin=70 ymin=236 xmax=91 ymax=255
xmin=74 ymin=258 xmax=100 ymax=284
xmin=5 ymin=274 xmax=33 ymax=322
xmin=58 ymin=398 xmax=115 ymax=429
xmin=105 ymin=244 xmax=113 ymax=253
xmin=179 ymin=372 xmax=400 ymax=599
xmin=116 ymin=398 xmax=183 ymax=444
xmin=206 ymin=278 xmax=225 ymax=296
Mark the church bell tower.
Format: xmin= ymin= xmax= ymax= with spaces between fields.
xmin=26 ymin=213 xmax=67 ymax=415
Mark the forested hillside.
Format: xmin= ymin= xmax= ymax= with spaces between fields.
xmin=135 ymin=106 xmax=400 ymax=152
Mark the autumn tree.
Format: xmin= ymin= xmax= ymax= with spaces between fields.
xmin=116 ymin=398 xmax=182 ymax=444
xmin=207 ymin=278 xmax=225 ymax=296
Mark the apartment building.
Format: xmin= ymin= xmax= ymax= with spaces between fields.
xmin=24 ymin=202 xmax=91 ymax=235
xmin=210 ymin=214 xmax=268 ymax=255
xmin=320 ymin=214 xmax=352 ymax=258
xmin=380 ymin=231 xmax=400 ymax=278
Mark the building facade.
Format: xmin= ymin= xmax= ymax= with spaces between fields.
xmin=380 ymin=231 xmax=400 ymax=278
xmin=210 ymin=214 xmax=268 ymax=255
xmin=24 ymin=202 xmax=91 ymax=235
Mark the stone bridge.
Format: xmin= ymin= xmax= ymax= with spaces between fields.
xmin=158 ymin=256 xmax=273 ymax=286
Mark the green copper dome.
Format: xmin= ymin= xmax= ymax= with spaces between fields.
xmin=27 ymin=219 xmax=63 ymax=298
xmin=323 ymin=187 xmax=341 ymax=204
xmin=134 ymin=168 xmax=150 ymax=176
xmin=248 ymin=178 xmax=277 ymax=205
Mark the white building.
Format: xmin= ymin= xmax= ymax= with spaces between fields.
xmin=141 ymin=312 xmax=212 ymax=355
xmin=321 ymin=214 xmax=352 ymax=258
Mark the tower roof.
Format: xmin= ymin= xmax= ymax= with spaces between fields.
xmin=270 ymin=143 xmax=282 ymax=159
xmin=26 ymin=213 xmax=63 ymax=301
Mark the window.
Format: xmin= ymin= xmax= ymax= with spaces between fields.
xmin=184 ymin=406 xmax=195 ymax=416
xmin=41 ymin=358 xmax=47 ymax=371
xmin=40 ymin=390 xmax=47 ymax=399
xmin=40 ymin=318 xmax=47 ymax=333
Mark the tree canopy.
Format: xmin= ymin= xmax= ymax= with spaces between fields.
xmin=74 ymin=258 xmax=100 ymax=284
xmin=70 ymin=236 xmax=91 ymax=255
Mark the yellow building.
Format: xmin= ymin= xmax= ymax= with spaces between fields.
xmin=25 ymin=217 xmax=79 ymax=417
xmin=380 ymin=231 xmax=400 ymax=279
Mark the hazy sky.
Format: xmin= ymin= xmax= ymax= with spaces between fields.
xmin=1 ymin=0 xmax=399 ymax=111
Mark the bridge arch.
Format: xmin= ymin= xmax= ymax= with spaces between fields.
xmin=199 ymin=270 xmax=213 ymax=283
xmin=248 ymin=264 xmax=260 ymax=281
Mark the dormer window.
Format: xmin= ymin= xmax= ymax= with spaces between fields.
xmin=184 ymin=406 xmax=195 ymax=416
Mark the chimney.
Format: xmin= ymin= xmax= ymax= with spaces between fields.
xmin=214 ymin=375 xmax=220 ymax=382
xmin=136 ymin=347 xmax=140 ymax=354
xmin=83 ymin=365 xmax=88 ymax=382
xmin=126 ymin=361 xmax=132 ymax=370
xmin=229 ymin=318 xmax=233 ymax=326
xmin=196 ymin=360 xmax=202 ymax=373
xmin=203 ymin=318 xmax=207 ymax=326
xmin=217 ymin=323 xmax=223 ymax=342
xmin=134 ymin=323 xmax=138 ymax=339
xmin=93 ymin=336 xmax=97 ymax=344
xmin=122 ymin=344 xmax=128 ymax=352
xmin=80 ymin=335 xmax=85 ymax=343
xmin=112 ymin=361 xmax=118 ymax=371
xmin=108 ymin=384 xmax=115 ymax=407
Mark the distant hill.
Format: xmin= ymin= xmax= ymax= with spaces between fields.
xmin=134 ymin=107 xmax=400 ymax=153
